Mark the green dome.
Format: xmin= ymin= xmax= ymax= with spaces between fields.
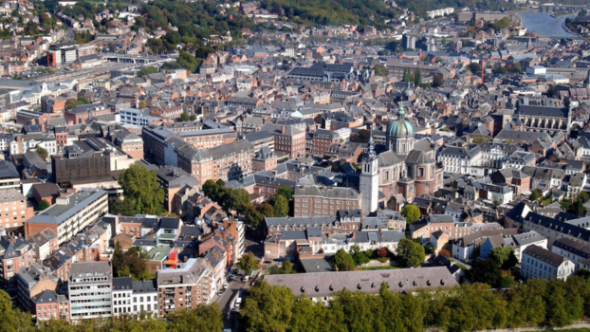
xmin=387 ymin=106 xmax=414 ymax=138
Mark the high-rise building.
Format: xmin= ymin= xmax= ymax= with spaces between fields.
xmin=68 ymin=262 xmax=113 ymax=320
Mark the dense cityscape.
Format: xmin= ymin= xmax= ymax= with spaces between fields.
xmin=3 ymin=0 xmax=590 ymax=331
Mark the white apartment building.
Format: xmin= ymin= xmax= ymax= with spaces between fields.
xmin=68 ymin=262 xmax=113 ymax=320
xmin=120 ymin=108 xmax=160 ymax=126
xmin=112 ymin=278 xmax=159 ymax=317
xmin=521 ymin=245 xmax=574 ymax=281
xmin=25 ymin=188 xmax=109 ymax=244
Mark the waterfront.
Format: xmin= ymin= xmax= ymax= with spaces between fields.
xmin=519 ymin=11 xmax=577 ymax=38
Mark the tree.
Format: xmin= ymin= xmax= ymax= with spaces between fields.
xmin=350 ymin=245 xmax=370 ymax=266
xmin=180 ymin=112 xmax=190 ymax=122
xmin=189 ymin=114 xmax=197 ymax=121
xmin=202 ymin=179 xmax=222 ymax=201
xmin=271 ymin=194 xmax=289 ymax=217
xmin=490 ymin=246 xmax=518 ymax=270
xmin=137 ymin=66 xmax=159 ymax=77
xmin=330 ymin=249 xmax=356 ymax=271
xmin=276 ymin=185 xmax=294 ymax=201
xmin=138 ymin=101 xmax=148 ymax=109
xmin=269 ymin=260 xmax=296 ymax=275
xmin=222 ymin=188 xmax=251 ymax=213
xmin=38 ymin=200 xmax=50 ymax=211
xmin=112 ymin=243 xmax=150 ymax=281
xmin=579 ymin=9 xmax=588 ymax=17
xmin=237 ymin=252 xmax=259 ymax=274
xmin=465 ymin=259 xmax=501 ymax=287
xmin=110 ymin=198 xmax=137 ymax=216
xmin=414 ymin=66 xmax=422 ymax=86
xmin=397 ymin=239 xmax=425 ymax=267
xmin=77 ymin=96 xmax=89 ymax=104
xmin=401 ymin=204 xmax=421 ymax=223
xmin=36 ymin=145 xmax=48 ymax=160
xmin=403 ymin=67 xmax=413 ymax=82
xmin=241 ymin=281 xmax=295 ymax=332
xmin=468 ymin=62 xmax=482 ymax=74
xmin=530 ymin=189 xmax=543 ymax=201
xmin=376 ymin=247 xmax=389 ymax=258
xmin=65 ymin=98 xmax=84 ymax=110
xmin=118 ymin=164 xmax=165 ymax=215
xmin=168 ymin=304 xmax=224 ymax=332
xmin=257 ymin=203 xmax=275 ymax=217
xmin=374 ymin=64 xmax=387 ymax=76
xmin=439 ymin=249 xmax=451 ymax=257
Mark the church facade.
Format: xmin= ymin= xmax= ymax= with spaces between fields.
xmin=360 ymin=107 xmax=444 ymax=215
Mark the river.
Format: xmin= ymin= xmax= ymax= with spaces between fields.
xmin=519 ymin=12 xmax=577 ymax=38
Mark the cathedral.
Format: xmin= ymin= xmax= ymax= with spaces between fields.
xmin=360 ymin=106 xmax=444 ymax=216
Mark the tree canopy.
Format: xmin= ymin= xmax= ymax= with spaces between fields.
xmin=137 ymin=66 xmax=159 ymax=77
xmin=329 ymin=249 xmax=356 ymax=271
xmin=397 ymin=239 xmax=425 ymax=267
xmin=117 ymin=164 xmax=165 ymax=215
xmin=112 ymin=243 xmax=150 ymax=281
xmin=401 ymin=204 xmax=421 ymax=223
xmin=237 ymin=252 xmax=259 ymax=273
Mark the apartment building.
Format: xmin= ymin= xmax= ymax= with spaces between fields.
xmin=24 ymin=189 xmax=109 ymax=244
xmin=0 ymin=160 xmax=20 ymax=191
xmin=261 ymin=124 xmax=306 ymax=159
xmin=0 ymin=235 xmax=35 ymax=299
xmin=112 ymin=132 xmax=144 ymax=160
xmin=68 ymin=262 xmax=113 ymax=320
xmin=32 ymin=290 xmax=70 ymax=321
xmin=180 ymin=127 xmax=237 ymax=150
xmin=112 ymin=277 xmax=159 ymax=317
xmin=523 ymin=212 xmax=590 ymax=248
xmin=307 ymin=129 xmax=340 ymax=157
xmin=177 ymin=140 xmax=255 ymax=184
xmin=156 ymin=258 xmax=214 ymax=316
xmin=521 ymin=245 xmax=574 ymax=281
xmin=0 ymin=188 xmax=35 ymax=230
xmin=551 ymin=237 xmax=590 ymax=271
xmin=293 ymin=186 xmax=361 ymax=217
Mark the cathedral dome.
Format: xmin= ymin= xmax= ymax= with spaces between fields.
xmin=386 ymin=106 xmax=414 ymax=139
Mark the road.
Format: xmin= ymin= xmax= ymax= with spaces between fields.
xmin=216 ymin=279 xmax=246 ymax=331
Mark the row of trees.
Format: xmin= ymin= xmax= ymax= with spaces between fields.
xmin=402 ymin=67 xmax=422 ymax=87
xmin=202 ymin=179 xmax=293 ymax=230
xmin=0 ymin=289 xmax=224 ymax=332
xmin=242 ymin=275 xmax=590 ymax=332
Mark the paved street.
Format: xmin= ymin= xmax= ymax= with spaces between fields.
xmin=216 ymin=279 xmax=246 ymax=331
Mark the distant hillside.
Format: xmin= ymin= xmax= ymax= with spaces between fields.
xmin=258 ymin=0 xmax=400 ymax=27
xmin=394 ymin=0 xmax=514 ymax=18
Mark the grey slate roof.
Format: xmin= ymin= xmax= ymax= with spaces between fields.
xmin=523 ymin=244 xmax=568 ymax=267
xmin=265 ymin=266 xmax=457 ymax=297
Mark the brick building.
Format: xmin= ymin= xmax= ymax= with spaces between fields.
xmin=293 ymin=185 xmax=361 ymax=217
xmin=177 ymin=140 xmax=255 ymax=184
xmin=156 ymin=258 xmax=214 ymax=316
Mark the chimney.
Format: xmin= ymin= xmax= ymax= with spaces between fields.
xmin=281 ymin=126 xmax=285 ymax=134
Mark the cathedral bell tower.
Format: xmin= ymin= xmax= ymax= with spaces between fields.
xmin=360 ymin=131 xmax=379 ymax=216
